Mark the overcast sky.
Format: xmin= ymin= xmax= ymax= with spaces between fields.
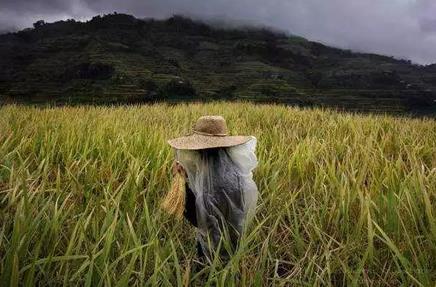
xmin=1 ymin=0 xmax=435 ymax=64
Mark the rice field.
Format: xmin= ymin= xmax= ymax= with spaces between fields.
xmin=0 ymin=103 xmax=435 ymax=286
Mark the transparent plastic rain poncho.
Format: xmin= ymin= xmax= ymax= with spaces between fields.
xmin=176 ymin=137 xmax=258 ymax=259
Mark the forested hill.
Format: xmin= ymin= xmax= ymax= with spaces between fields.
xmin=0 ymin=13 xmax=435 ymax=113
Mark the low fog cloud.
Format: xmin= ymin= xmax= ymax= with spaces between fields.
xmin=1 ymin=0 xmax=435 ymax=64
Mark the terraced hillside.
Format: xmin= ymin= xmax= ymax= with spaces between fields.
xmin=0 ymin=13 xmax=435 ymax=113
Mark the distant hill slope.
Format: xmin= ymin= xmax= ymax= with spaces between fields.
xmin=0 ymin=13 xmax=435 ymax=113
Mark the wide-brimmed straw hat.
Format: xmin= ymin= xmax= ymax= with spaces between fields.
xmin=168 ymin=115 xmax=252 ymax=150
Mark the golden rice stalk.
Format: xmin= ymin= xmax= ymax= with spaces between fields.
xmin=161 ymin=171 xmax=186 ymax=219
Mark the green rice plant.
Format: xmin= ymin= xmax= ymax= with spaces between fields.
xmin=0 ymin=102 xmax=435 ymax=286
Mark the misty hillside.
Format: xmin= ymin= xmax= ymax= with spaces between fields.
xmin=0 ymin=13 xmax=435 ymax=113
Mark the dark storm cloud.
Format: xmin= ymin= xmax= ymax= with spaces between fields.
xmin=1 ymin=0 xmax=69 ymax=13
xmin=0 ymin=0 xmax=95 ymax=31
xmin=1 ymin=0 xmax=435 ymax=64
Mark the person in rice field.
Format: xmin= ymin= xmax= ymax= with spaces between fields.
xmin=163 ymin=115 xmax=259 ymax=262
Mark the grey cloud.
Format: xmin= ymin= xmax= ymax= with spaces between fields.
xmin=0 ymin=0 xmax=435 ymax=64
xmin=1 ymin=0 xmax=70 ymax=13
xmin=0 ymin=0 xmax=95 ymax=31
xmin=420 ymin=19 xmax=436 ymax=32
xmin=416 ymin=0 xmax=436 ymax=32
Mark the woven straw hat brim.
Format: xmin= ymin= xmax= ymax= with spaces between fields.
xmin=168 ymin=134 xmax=252 ymax=150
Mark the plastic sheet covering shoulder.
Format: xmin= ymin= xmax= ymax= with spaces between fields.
xmin=176 ymin=136 xmax=258 ymax=260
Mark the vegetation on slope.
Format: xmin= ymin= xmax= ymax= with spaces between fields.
xmin=0 ymin=103 xmax=435 ymax=285
xmin=0 ymin=14 xmax=435 ymax=113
